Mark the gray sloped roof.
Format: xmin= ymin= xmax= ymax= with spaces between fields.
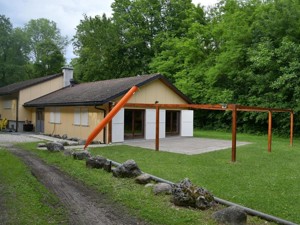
xmin=0 ymin=73 xmax=62 ymax=95
xmin=24 ymin=74 xmax=192 ymax=107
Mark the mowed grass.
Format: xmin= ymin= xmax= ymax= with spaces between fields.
xmin=18 ymin=130 xmax=299 ymax=224
xmin=0 ymin=148 xmax=67 ymax=225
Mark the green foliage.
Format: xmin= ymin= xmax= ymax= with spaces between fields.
xmin=0 ymin=149 xmax=67 ymax=224
xmin=0 ymin=15 xmax=29 ymax=86
xmin=23 ymin=18 xmax=68 ymax=77
xmin=0 ymin=16 xmax=67 ymax=85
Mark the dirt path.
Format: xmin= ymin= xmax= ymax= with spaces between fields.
xmin=7 ymin=145 xmax=147 ymax=225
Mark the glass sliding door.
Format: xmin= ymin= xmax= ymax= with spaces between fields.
xmin=166 ymin=110 xmax=180 ymax=136
xmin=124 ymin=109 xmax=145 ymax=139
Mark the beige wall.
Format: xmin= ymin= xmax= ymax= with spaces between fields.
xmin=44 ymin=106 xmax=107 ymax=142
xmin=0 ymin=97 xmax=17 ymax=120
xmin=19 ymin=76 xmax=63 ymax=122
xmin=127 ymin=79 xmax=187 ymax=104
xmin=36 ymin=79 xmax=189 ymax=141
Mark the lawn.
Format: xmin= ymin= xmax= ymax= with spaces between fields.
xmin=0 ymin=148 xmax=68 ymax=225
xmin=18 ymin=130 xmax=299 ymax=224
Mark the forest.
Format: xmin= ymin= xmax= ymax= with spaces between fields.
xmin=1 ymin=0 xmax=300 ymax=134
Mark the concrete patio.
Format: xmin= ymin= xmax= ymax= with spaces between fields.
xmin=124 ymin=136 xmax=250 ymax=155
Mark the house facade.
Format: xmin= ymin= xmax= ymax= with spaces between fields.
xmin=1 ymin=70 xmax=193 ymax=143
xmin=0 ymin=67 xmax=73 ymax=132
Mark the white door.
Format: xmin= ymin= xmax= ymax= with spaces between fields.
xmin=180 ymin=110 xmax=194 ymax=136
xmin=112 ymin=108 xmax=124 ymax=142
xmin=145 ymin=109 xmax=166 ymax=139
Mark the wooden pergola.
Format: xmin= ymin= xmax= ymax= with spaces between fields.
xmin=122 ymin=103 xmax=294 ymax=162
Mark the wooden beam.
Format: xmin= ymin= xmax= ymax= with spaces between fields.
xmin=232 ymin=105 xmax=237 ymax=162
xmin=155 ymin=104 xmax=160 ymax=151
xmin=268 ymin=111 xmax=272 ymax=152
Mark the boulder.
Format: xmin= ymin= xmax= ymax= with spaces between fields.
xmin=212 ymin=206 xmax=247 ymax=225
xmin=37 ymin=143 xmax=46 ymax=148
xmin=171 ymin=178 xmax=215 ymax=210
xmin=46 ymin=142 xmax=65 ymax=152
xmin=135 ymin=174 xmax=152 ymax=184
xmin=61 ymin=134 xmax=68 ymax=139
xmin=86 ymin=156 xmax=108 ymax=169
xmin=112 ymin=160 xmax=142 ymax=178
xmin=72 ymin=151 xmax=91 ymax=160
xmin=153 ymin=183 xmax=172 ymax=195
xmin=103 ymin=161 xmax=112 ymax=172
xmin=63 ymin=149 xmax=74 ymax=156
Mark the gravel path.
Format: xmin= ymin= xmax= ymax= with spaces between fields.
xmin=0 ymin=133 xmax=40 ymax=144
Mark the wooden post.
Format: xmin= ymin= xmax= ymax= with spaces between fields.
xmin=268 ymin=111 xmax=272 ymax=152
xmin=232 ymin=105 xmax=237 ymax=162
xmin=155 ymin=103 xmax=160 ymax=151
xmin=108 ymin=102 xmax=113 ymax=144
xmin=290 ymin=112 xmax=294 ymax=147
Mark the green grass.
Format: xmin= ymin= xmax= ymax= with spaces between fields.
xmin=0 ymin=148 xmax=67 ymax=225
xmin=17 ymin=129 xmax=299 ymax=224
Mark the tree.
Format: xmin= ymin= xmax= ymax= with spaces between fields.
xmin=23 ymin=18 xmax=68 ymax=77
xmin=73 ymin=14 xmax=124 ymax=81
xmin=0 ymin=15 xmax=29 ymax=86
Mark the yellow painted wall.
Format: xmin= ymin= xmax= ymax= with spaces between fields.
xmin=127 ymin=79 xmax=188 ymax=104
xmin=0 ymin=97 xmax=17 ymax=120
xmin=19 ymin=76 xmax=63 ymax=122
xmin=44 ymin=106 xmax=107 ymax=142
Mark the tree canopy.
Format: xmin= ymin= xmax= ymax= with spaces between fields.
xmin=3 ymin=0 xmax=300 ymax=134
xmin=0 ymin=17 xmax=67 ymax=86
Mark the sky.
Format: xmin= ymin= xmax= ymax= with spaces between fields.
xmin=0 ymin=0 xmax=219 ymax=63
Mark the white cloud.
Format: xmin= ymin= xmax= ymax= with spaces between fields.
xmin=0 ymin=0 xmax=219 ymax=63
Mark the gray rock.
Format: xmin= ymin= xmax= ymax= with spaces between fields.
xmin=103 ymin=161 xmax=112 ymax=172
xmin=58 ymin=141 xmax=69 ymax=146
xmin=153 ymin=183 xmax=172 ymax=195
xmin=46 ymin=142 xmax=65 ymax=152
xmin=37 ymin=143 xmax=46 ymax=148
xmin=135 ymin=174 xmax=152 ymax=184
xmin=61 ymin=134 xmax=68 ymax=139
xmin=63 ymin=149 xmax=74 ymax=156
xmin=212 ymin=206 xmax=247 ymax=225
xmin=145 ymin=183 xmax=154 ymax=188
xmin=112 ymin=160 xmax=142 ymax=178
xmin=72 ymin=151 xmax=91 ymax=160
xmin=171 ymin=178 xmax=215 ymax=210
xmin=86 ymin=156 xmax=108 ymax=169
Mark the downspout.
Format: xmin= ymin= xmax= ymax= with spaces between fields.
xmin=16 ymin=97 xmax=19 ymax=132
xmin=94 ymin=105 xmax=106 ymax=144
xmin=108 ymin=159 xmax=298 ymax=225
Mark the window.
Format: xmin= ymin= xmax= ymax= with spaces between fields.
xmin=74 ymin=108 xmax=89 ymax=126
xmin=50 ymin=108 xmax=61 ymax=123
xmin=3 ymin=100 xmax=12 ymax=109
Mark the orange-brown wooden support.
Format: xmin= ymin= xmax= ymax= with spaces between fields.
xmin=268 ymin=111 xmax=272 ymax=152
xmin=231 ymin=105 xmax=237 ymax=162
xmin=290 ymin=112 xmax=294 ymax=147
xmin=108 ymin=102 xmax=113 ymax=144
xmin=155 ymin=103 xmax=160 ymax=151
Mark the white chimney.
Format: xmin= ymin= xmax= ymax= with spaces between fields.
xmin=62 ymin=66 xmax=74 ymax=87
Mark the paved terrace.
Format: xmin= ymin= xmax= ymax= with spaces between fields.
xmin=0 ymin=133 xmax=250 ymax=155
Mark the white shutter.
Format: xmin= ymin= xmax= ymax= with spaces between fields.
xmin=180 ymin=110 xmax=193 ymax=136
xmin=112 ymin=108 xmax=124 ymax=142
xmin=74 ymin=108 xmax=80 ymax=125
xmin=81 ymin=108 xmax=88 ymax=126
xmin=160 ymin=109 xmax=166 ymax=138
xmin=55 ymin=108 xmax=61 ymax=124
xmin=145 ymin=109 xmax=155 ymax=139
